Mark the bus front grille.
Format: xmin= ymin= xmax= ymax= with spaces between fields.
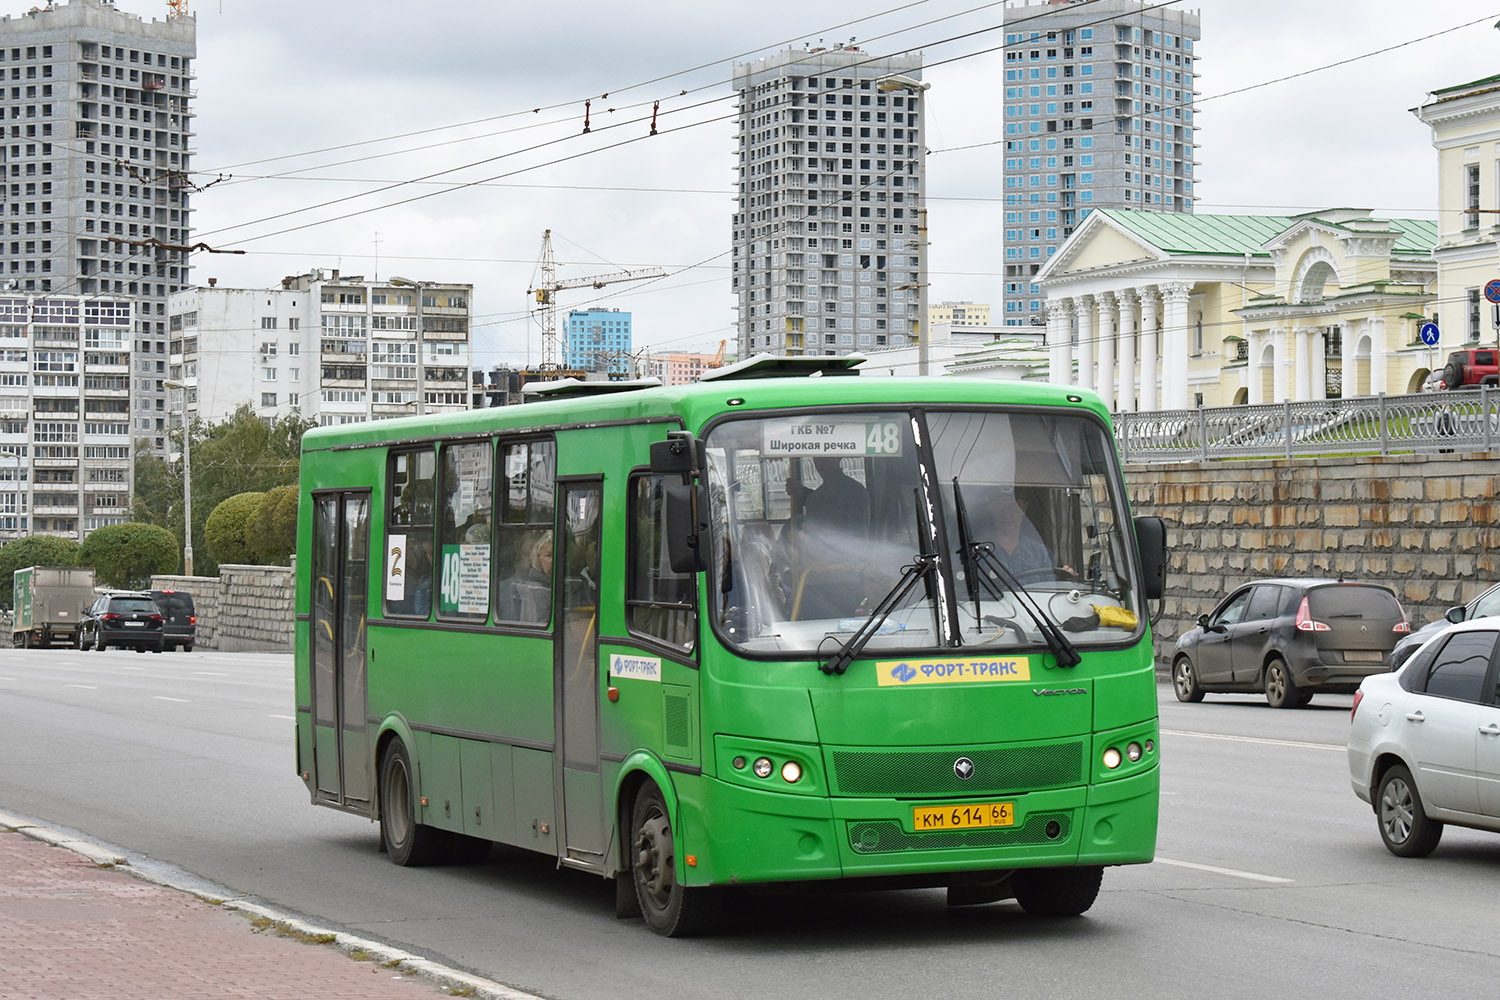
xmin=847 ymin=813 xmax=1073 ymax=854
xmin=830 ymin=742 xmax=1084 ymax=797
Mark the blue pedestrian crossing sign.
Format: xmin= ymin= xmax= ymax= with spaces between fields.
xmin=1420 ymin=322 xmax=1440 ymax=346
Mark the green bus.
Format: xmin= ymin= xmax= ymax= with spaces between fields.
xmin=294 ymin=356 xmax=1167 ymax=936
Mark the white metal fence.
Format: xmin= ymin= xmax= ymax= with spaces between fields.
xmin=1115 ymin=388 xmax=1500 ymax=464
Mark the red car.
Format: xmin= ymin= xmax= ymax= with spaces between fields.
xmin=1441 ymin=348 xmax=1499 ymax=389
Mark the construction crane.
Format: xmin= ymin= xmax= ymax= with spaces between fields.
xmin=527 ymin=230 xmax=665 ymax=371
xmin=167 ymin=0 xmax=188 ymax=16
xmin=708 ymin=339 xmax=727 ymax=368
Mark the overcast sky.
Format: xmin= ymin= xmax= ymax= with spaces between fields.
xmin=46 ymin=0 xmax=1500 ymax=367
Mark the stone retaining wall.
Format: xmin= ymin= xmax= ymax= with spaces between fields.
xmin=1126 ymin=452 xmax=1500 ymax=673
xmin=150 ymin=564 xmax=293 ymax=652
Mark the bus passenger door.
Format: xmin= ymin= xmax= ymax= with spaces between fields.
xmin=311 ymin=491 xmax=372 ymax=808
xmin=557 ymin=480 xmax=605 ymax=865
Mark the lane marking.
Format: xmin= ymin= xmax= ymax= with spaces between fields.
xmin=67 ymin=683 xmax=98 ymax=690
xmin=1155 ymin=857 xmax=1293 ymax=884
xmin=154 ymin=696 xmax=189 ymax=703
xmin=1162 ymin=728 xmax=1343 ymax=752
xmin=193 ymin=671 xmax=228 ymax=677
xmin=267 ymin=714 xmax=294 ymax=721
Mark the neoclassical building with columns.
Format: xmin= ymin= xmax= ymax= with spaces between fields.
xmin=1037 ymin=209 xmax=1439 ymax=411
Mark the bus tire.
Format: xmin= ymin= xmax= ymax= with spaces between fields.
xmin=630 ymin=782 xmax=721 ymax=937
xmin=379 ymin=740 xmax=445 ymax=867
xmin=1012 ymin=865 xmax=1103 ymax=917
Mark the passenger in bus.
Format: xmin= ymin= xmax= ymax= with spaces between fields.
xmin=786 ymin=457 xmax=870 ymax=618
xmin=985 ymin=486 xmax=1064 ymax=580
xmin=502 ymin=530 xmax=553 ymax=624
xmin=408 ymin=535 xmax=434 ymax=617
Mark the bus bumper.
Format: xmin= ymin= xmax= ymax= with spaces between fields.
xmin=678 ymin=766 xmax=1158 ymax=887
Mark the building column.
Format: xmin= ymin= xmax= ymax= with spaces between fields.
xmin=1116 ymin=289 xmax=1137 ymax=412
xmin=1095 ymin=292 xmax=1116 ymax=411
xmin=1047 ymin=299 xmax=1074 ymax=385
xmin=1294 ymin=326 xmax=1312 ymax=400
xmin=1074 ymin=295 xmax=1095 ymax=393
xmin=1161 ymin=282 xmax=1191 ymax=409
xmin=1274 ymin=327 xmax=1291 ymax=402
xmin=1313 ymin=325 xmax=1330 ymax=400
xmin=1369 ymin=315 xmax=1387 ymax=395
xmin=1138 ymin=286 xmax=1159 ymax=411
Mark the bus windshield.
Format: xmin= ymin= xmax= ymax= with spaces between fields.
xmin=703 ymin=407 xmax=1143 ymax=657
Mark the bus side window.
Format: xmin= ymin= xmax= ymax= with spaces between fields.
xmin=626 ymin=473 xmax=696 ymax=651
xmin=495 ymin=439 xmax=555 ymax=627
xmin=435 ymin=440 xmax=492 ymax=621
xmin=385 ymin=448 xmax=434 ymax=618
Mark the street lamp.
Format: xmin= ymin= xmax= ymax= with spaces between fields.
xmin=877 ymin=73 xmax=932 ymax=376
xmin=162 ymin=378 xmax=193 ymax=576
xmin=388 ymin=276 xmax=432 ymax=415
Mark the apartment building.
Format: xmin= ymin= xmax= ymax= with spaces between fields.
xmin=930 ymin=300 xmax=991 ymax=327
xmin=0 ymin=0 xmax=196 ymax=454
xmin=0 ymin=291 xmax=133 ymax=542
xmin=733 ymin=45 xmax=926 ymax=358
xmin=1002 ymin=0 xmax=1200 ymax=328
xmin=564 ymin=308 xmax=631 ymax=375
xmin=167 ymin=270 xmax=472 ymax=427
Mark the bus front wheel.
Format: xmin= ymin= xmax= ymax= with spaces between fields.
xmin=379 ymin=740 xmax=445 ymax=866
xmin=1012 ymin=865 xmax=1103 ymax=917
xmin=630 ymin=782 xmax=720 ymax=937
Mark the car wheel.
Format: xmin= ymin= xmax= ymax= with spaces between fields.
xmin=1445 ymin=360 xmax=1466 ymax=389
xmin=1263 ymin=658 xmax=1301 ymax=709
xmin=631 ymin=781 xmax=722 ymax=936
xmin=378 ymin=739 xmax=446 ymax=866
xmin=1012 ymin=866 xmax=1104 ymax=917
xmin=1377 ymin=764 xmax=1443 ymax=857
xmin=1172 ymin=656 xmax=1205 ymax=703
xmin=95 ymin=636 xmax=106 ymax=652
xmin=183 ymin=643 xmax=194 ymax=653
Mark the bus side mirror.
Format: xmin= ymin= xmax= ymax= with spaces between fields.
xmin=664 ymin=481 xmax=708 ymax=574
xmin=650 ymin=433 xmax=701 ymax=476
xmin=1134 ymin=515 xmax=1166 ymax=601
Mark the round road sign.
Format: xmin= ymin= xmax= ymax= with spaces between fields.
xmin=1485 ymin=279 xmax=1500 ymax=303
xmin=1420 ymin=322 xmax=1440 ymax=346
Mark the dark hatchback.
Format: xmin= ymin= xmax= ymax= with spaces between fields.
xmin=1172 ymin=579 xmax=1409 ymax=708
xmin=81 ymin=592 xmax=165 ymax=653
xmin=146 ymin=589 xmax=196 ymax=652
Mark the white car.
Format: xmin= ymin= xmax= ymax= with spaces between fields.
xmin=1348 ymin=617 xmax=1500 ymax=856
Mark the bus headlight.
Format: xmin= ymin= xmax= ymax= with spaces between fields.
xmin=753 ymin=757 xmax=774 ymax=779
xmin=1125 ymin=742 xmax=1143 ymax=763
xmin=780 ymin=760 xmax=802 ymax=783
xmin=1102 ymin=747 xmax=1123 ymax=770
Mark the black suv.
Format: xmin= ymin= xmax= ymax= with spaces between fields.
xmin=81 ymin=592 xmax=165 ymax=653
xmin=146 ymin=589 xmax=197 ymax=652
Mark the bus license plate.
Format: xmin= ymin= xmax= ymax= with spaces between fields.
xmin=913 ymin=802 xmax=1015 ymax=831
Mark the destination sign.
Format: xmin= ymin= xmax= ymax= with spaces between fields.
xmin=761 ymin=419 xmax=903 ymax=457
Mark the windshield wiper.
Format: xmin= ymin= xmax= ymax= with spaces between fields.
xmin=952 ymin=480 xmax=1081 ymax=668
xmin=820 ymin=552 xmax=937 ymax=676
xmin=821 ymin=487 xmax=938 ymax=676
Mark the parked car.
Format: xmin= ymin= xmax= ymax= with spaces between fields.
xmin=1441 ymin=348 xmax=1500 ymax=390
xmin=80 ymin=592 xmax=165 ymax=653
xmin=146 ymin=589 xmax=196 ymax=652
xmin=1392 ymin=581 xmax=1500 ymax=670
xmin=1348 ymin=617 xmax=1500 ymax=856
xmin=1172 ymin=579 xmax=1409 ymax=708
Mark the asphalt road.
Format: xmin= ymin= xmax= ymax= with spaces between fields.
xmin=2 ymin=647 xmax=1498 ymax=999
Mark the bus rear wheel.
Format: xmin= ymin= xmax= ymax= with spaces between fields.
xmin=379 ymin=740 xmax=445 ymax=866
xmin=1012 ymin=865 xmax=1103 ymax=917
xmin=630 ymin=782 xmax=720 ymax=937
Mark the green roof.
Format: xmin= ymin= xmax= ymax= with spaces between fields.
xmin=1096 ymin=210 xmax=1437 ymax=258
xmin=1431 ymin=73 xmax=1500 ymax=98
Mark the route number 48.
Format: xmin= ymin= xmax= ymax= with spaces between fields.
xmin=866 ymin=422 xmax=901 ymax=454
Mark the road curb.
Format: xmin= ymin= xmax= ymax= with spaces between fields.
xmin=0 ymin=810 xmax=543 ymax=1000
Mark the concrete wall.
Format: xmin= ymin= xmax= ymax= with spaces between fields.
xmin=150 ymin=564 xmax=293 ymax=652
xmin=1127 ymin=452 xmax=1500 ymax=673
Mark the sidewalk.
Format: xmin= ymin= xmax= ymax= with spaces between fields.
xmin=0 ymin=816 xmax=536 ymax=1000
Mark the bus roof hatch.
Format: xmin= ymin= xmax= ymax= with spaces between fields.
xmin=699 ymin=353 xmax=866 ymax=382
xmin=521 ymin=377 xmax=663 ymax=400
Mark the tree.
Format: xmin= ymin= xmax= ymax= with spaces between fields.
xmin=0 ymin=536 xmax=81 ymax=609
xmin=132 ymin=405 xmax=315 ymax=576
xmin=247 ymin=484 xmax=298 ymax=565
xmin=77 ymin=522 xmax=179 ymax=590
xmin=205 ymin=491 xmax=264 ymax=566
